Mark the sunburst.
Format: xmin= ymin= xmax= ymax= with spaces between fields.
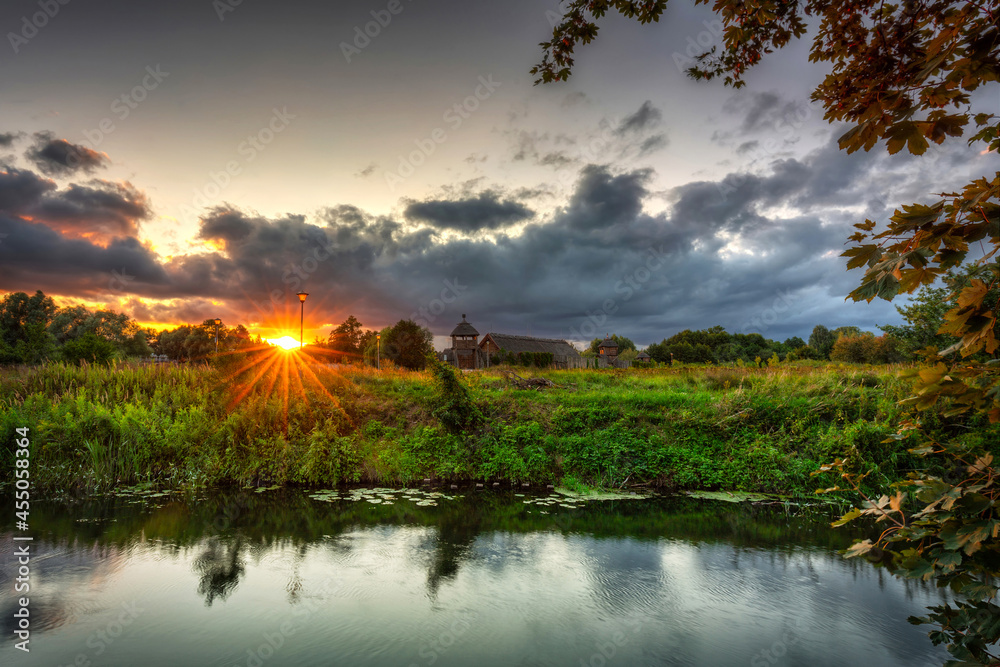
xmin=266 ymin=336 xmax=301 ymax=350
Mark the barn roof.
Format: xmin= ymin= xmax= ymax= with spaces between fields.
xmin=598 ymin=336 xmax=618 ymax=350
xmin=483 ymin=333 xmax=581 ymax=358
xmin=450 ymin=314 xmax=479 ymax=337
xmin=637 ymin=350 xmax=651 ymax=360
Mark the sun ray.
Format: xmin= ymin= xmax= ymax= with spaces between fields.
xmin=225 ymin=348 xmax=284 ymax=411
xmin=294 ymin=356 xmax=349 ymax=419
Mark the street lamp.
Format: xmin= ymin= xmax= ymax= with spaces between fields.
xmin=214 ymin=319 xmax=221 ymax=354
xmin=376 ymin=334 xmax=380 ymax=370
xmin=296 ymin=292 xmax=308 ymax=349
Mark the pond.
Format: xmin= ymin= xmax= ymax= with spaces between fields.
xmin=1 ymin=488 xmax=950 ymax=666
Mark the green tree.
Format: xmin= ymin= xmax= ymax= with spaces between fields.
xmin=786 ymin=345 xmax=820 ymax=361
xmin=832 ymin=326 xmax=867 ymax=340
xmin=155 ymin=322 xmax=217 ymax=361
xmin=327 ymin=315 xmax=371 ymax=363
xmin=49 ymin=305 xmax=150 ymax=358
xmin=60 ymin=332 xmax=116 ymax=366
xmin=808 ymin=325 xmax=836 ymax=360
xmin=12 ymin=322 xmax=56 ymax=364
xmin=534 ymin=2 xmax=999 ymax=661
xmin=380 ymin=319 xmax=434 ymax=370
xmin=587 ymin=334 xmax=636 ymax=355
xmin=0 ymin=291 xmax=58 ymax=363
xmin=156 ymin=326 xmax=191 ymax=360
xmin=784 ymin=336 xmax=806 ymax=350
xmin=617 ymin=348 xmax=638 ymax=365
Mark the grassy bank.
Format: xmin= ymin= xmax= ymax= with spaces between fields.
xmin=2 ymin=353 xmax=996 ymax=497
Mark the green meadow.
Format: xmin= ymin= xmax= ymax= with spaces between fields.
xmin=2 ymin=355 xmax=995 ymax=498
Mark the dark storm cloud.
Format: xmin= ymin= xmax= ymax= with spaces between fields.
xmin=557 ymin=165 xmax=650 ymax=231
xmin=0 ymin=132 xmax=20 ymax=148
xmin=724 ymin=92 xmax=807 ymax=134
xmin=0 ymin=157 xmax=164 ymax=298
xmin=0 ymin=161 xmax=149 ymax=242
xmin=198 ymin=208 xmax=255 ymax=245
xmin=29 ymin=181 xmax=151 ymax=240
xmin=404 ymin=192 xmax=534 ymax=232
xmin=0 ymin=167 xmax=56 ymax=214
xmin=616 ymin=101 xmax=663 ymax=135
xmin=26 ymin=132 xmax=110 ymax=177
xmin=0 ymin=213 xmax=170 ymax=297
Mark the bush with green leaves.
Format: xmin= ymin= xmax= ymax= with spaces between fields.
xmin=60 ymin=332 xmax=117 ymax=366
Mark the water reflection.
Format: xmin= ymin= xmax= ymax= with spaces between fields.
xmin=193 ymin=536 xmax=246 ymax=606
xmin=0 ymin=490 xmax=952 ymax=667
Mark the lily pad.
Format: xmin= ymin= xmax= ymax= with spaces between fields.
xmin=554 ymin=488 xmax=650 ymax=501
xmin=685 ymin=490 xmax=785 ymax=503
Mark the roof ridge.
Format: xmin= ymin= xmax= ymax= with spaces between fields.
xmin=486 ymin=332 xmax=570 ymax=343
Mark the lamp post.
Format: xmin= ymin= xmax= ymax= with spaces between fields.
xmin=376 ymin=334 xmax=380 ymax=370
xmin=214 ymin=319 xmax=221 ymax=354
xmin=296 ymin=292 xmax=308 ymax=349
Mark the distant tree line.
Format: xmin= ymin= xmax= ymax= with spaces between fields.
xmin=311 ymin=315 xmax=434 ymax=370
xmin=630 ymin=265 xmax=996 ymax=366
xmin=0 ymin=291 xmax=152 ymax=365
xmin=154 ymin=320 xmax=258 ymax=361
xmin=0 ymin=290 xmax=269 ymax=365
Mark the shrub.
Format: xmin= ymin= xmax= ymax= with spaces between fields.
xmin=60 ymin=333 xmax=116 ymax=366
xmin=427 ymin=355 xmax=482 ymax=434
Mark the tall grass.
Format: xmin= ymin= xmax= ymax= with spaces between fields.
xmin=1 ymin=356 xmax=992 ymax=497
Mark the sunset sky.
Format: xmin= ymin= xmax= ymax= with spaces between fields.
xmin=0 ymin=0 xmax=993 ymax=348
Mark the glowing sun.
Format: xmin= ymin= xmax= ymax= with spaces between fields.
xmin=267 ymin=336 xmax=301 ymax=350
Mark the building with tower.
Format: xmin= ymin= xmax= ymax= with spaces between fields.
xmin=440 ymin=314 xmax=584 ymax=370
